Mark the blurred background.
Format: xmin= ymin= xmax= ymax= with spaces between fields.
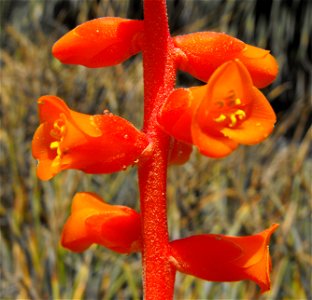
xmin=1 ymin=0 xmax=311 ymax=299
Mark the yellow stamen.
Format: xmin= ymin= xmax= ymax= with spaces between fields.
xmin=228 ymin=109 xmax=246 ymax=127
xmin=56 ymin=147 xmax=62 ymax=156
xmin=235 ymin=109 xmax=246 ymax=120
xmin=51 ymin=157 xmax=61 ymax=168
xmin=235 ymin=98 xmax=241 ymax=105
xmin=54 ymin=121 xmax=63 ymax=131
xmin=229 ymin=114 xmax=237 ymax=127
xmin=214 ymin=114 xmax=227 ymax=123
xmin=50 ymin=141 xmax=60 ymax=149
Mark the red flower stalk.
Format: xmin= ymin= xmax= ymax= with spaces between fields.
xmin=32 ymin=0 xmax=279 ymax=298
xmin=170 ymin=224 xmax=279 ymax=293
xmin=32 ymin=95 xmax=148 ymax=180
xmin=61 ymin=192 xmax=141 ymax=253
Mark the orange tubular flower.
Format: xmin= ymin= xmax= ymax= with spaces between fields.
xmin=170 ymin=224 xmax=279 ymax=293
xmin=61 ymin=192 xmax=141 ymax=253
xmin=32 ymin=95 xmax=148 ymax=180
xmin=174 ymin=32 xmax=278 ymax=88
xmin=158 ymin=60 xmax=276 ymax=158
xmin=52 ymin=17 xmax=144 ymax=68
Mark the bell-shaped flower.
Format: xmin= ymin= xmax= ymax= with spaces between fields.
xmin=61 ymin=192 xmax=141 ymax=253
xmin=52 ymin=17 xmax=144 ymax=68
xmin=158 ymin=60 xmax=276 ymax=158
xmin=174 ymin=32 xmax=278 ymax=88
xmin=170 ymin=224 xmax=279 ymax=293
xmin=32 ymin=95 xmax=148 ymax=180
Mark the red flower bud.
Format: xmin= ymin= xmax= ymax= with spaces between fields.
xmin=52 ymin=17 xmax=144 ymax=68
xmin=170 ymin=224 xmax=279 ymax=293
xmin=32 ymin=96 xmax=148 ymax=180
xmin=61 ymin=192 xmax=141 ymax=253
xmin=174 ymin=32 xmax=278 ymax=88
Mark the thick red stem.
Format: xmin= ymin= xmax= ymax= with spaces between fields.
xmin=138 ymin=0 xmax=177 ymax=299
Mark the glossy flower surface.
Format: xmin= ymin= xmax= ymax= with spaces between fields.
xmin=61 ymin=192 xmax=141 ymax=253
xmin=174 ymin=32 xmax=278 ymax=88
xmin=170 ymin=224 xmax=279 ymax=293
xmin=158 ymin=60 xmax=276 ymax=158
xmin=52 ymin=17 xmax=144 ymax=67
xmin=32 ymin=96 xmax=148 ymax=180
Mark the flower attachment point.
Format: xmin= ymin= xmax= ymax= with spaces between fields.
xmin=170 ymin=224 xmax=279 ymax=293
xmin=61 ymin=192 xmax=141 ymax=253
xmin=32 ymin=95 xmax=149 ymax=180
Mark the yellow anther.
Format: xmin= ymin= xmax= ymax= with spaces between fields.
xmin=235 ymin=98 xmax=241 ymax=105
xmin=228 ymin=109 xmax=246 ymax=127
xmin=54 ymin=122 xmax=62 ymax=131
xmin=234 ymin=109 xmax=246 ymax=120
xmin=51 ymin=157 xmax=61 ymax=168
xmin=56 ymin=147 xmax=62 ymax=156
xmin=229 ymin=114 xmax=237 ymax=127
xmin=214 ymin=114 xmax=227 ymax=123
xmin=50 ymin=141 xmax=60 ymax=149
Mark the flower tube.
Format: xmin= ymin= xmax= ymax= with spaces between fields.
xmin=170 ymin=224 xmax=279 ymax=293
xmin=32 ymin=96 xmax=148 ymax=180
xmin=61 ymin=192 xmax=141 ymax=253
xmin=52 ymin=17 xmax=144 ymax=67
xmin=174 ymin=32 xmax=278 ymax=88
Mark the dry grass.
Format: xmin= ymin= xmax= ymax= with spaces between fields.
xmin=1 ymin=0 xmax=311 ymax=299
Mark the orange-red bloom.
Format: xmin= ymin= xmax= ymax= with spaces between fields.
xmin=158 ymin=60 xmax=276 ymax=158
xmin=170 ymin=224 xmax=279 ymax=293
xmin=52 ymin=17 xmax=144 ymax=68
xmin=174 ymin=32 xmax=278 ymax=88
xmin=61 ymin=192 xmax=141 ymax=253
xmin=32 ymin=95 xmax=148 ymax=180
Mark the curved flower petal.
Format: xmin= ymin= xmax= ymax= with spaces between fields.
xmin=174 ymin=32 xmax=278 ymax=88
xmin=170 ymin=224 xmax=279 ymax=293
xmin=237 ymin=45 xmax=279 ymax=88
xmin=158 ymin=88 xmax=195 ymax=144
xmin=32 ymin=96 xmax=149 ymax=180
xmin=52 ymin=17 xmax=144 ymax=68
xmin=191 ymin=121 xmax=238 ymax=158
xmin=61 ymin=192 xmax=141 ymax=253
